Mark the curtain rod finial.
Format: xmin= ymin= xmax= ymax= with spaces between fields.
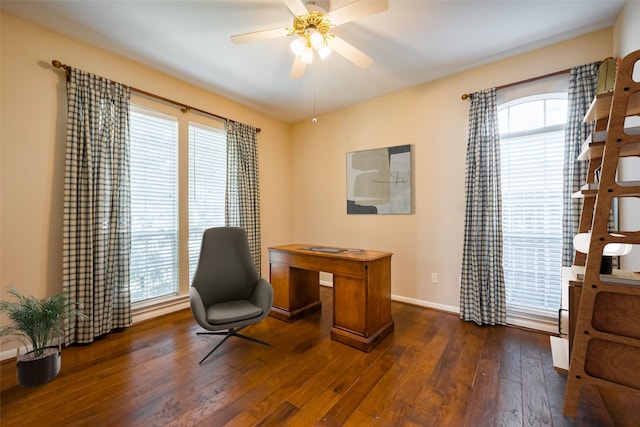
xmin=461 ymin=93 xmax=471 ymax=100
xmin=52 ymin=60 xmax=63 ymax=69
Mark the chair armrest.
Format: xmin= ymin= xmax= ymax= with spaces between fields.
xmin=250 ymin=278 xmax=274 ymax=312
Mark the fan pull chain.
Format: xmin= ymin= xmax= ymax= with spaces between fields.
xmin=312 ymin=60 xmax=318 ymax=124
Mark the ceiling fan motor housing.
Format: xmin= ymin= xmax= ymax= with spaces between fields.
xmin=292 ymin=10 xmax=333 ymax=38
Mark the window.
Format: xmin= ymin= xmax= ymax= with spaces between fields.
xmin=188 ymin=123 xmax=227 ymax=284
xmin=129 ymin=100 xmax=228 ymax=305
xmin=129 ymin=106 xmax=179 ymax=302
xmin=498 ymin=93 xmax=567 ymax=328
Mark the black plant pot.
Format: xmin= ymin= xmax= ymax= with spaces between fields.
xmin=17 ymin=347 xmax=61 ymax=387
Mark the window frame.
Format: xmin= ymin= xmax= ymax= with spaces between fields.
xmin=129 ymin=95 xmax=227 ymax=310
xmin=129 ymin=104 xmax=180 ymax=304
xmin=187 ymin=120 xmax=227 ymax=285
xmin=498 ymin=92 xmax=568 ymax=332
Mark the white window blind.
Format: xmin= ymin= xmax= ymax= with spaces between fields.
xmin=498 ymin=93 xmax=567 ymax=329
xmin=129 ymin=106 xmax=179 ymax=302
xmin=188 ymin=122 xmax=227 ymax=284
xmin=501 ymin=130 xmax=564 ymax=320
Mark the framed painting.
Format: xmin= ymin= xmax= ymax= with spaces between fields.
xmin=346 ymin=144 xmax=412 ymax=214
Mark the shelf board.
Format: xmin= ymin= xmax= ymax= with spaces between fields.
xmin=572 ymin=265 xmax=640 ymax=286
xmin=578 ymin=127 xmax=640 ymax=160
xmin=572 ymin=181 xmax=640 ymax=198
xmin=584 ymin=91 xmax=640 ymax=122
xmin=572 ymin=183 xmax=598 ymax=198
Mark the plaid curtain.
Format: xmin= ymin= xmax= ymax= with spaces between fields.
xmin=561 ymin=63 xmax=600 ymax=267
xmin=225 ymin=121 xmax=262 ymax=273
xmin=63 ymin=68 xmax=132 ymax=344
xmin=460 ymin=88 xmax=506 ymax=325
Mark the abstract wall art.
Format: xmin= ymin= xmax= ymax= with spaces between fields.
xmin=346 ymin=144 xmax=412 ymax=214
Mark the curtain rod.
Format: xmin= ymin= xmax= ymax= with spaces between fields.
xmin=461 ymin=67 xmax=572 ymax=100
xmin=51 ymin=60 xmax=261 ymax=133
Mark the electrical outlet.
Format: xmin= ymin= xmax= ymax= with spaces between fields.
xmin=431 ymin=273 xmax=438 ymax=284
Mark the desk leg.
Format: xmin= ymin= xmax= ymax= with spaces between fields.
xmin=331 ymin=322 xmax=394 ymax=353
xmin=269 ymin=264 xmax=321 ymax=322
xmin=331 ymin=267 xmax=394 ymax=352
xmin=330 ymin=258 xmax=394 ymax=352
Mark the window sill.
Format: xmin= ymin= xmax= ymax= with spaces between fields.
xmin=132 ymin=294 xmax=190 ymax=324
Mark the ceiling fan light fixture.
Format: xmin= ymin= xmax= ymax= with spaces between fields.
xmin=301 ymin=46 xmax=314 ymax=64
xmin=290 ymin=37 xmax=306 ymax=56
xmin=309 ymin=30 xmax=325 ymax=50
xmin=318 ymin=43 xmax=332 ymax=60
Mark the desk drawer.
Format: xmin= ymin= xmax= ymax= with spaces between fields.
xmin=269 ymin=251 xmax=365 ymax=279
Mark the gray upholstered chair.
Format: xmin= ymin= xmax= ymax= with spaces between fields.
xmin=190 ymin=227 xmax=273 ymax=364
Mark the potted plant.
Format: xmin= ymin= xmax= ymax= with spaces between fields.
xmin=0 ymin=287 xmax=86 ymax=387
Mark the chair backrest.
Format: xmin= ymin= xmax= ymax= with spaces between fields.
xmin=191 ymin=227 xmax=260 ymax=305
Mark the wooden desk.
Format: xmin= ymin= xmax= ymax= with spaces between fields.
xmin=268 ymin=244 xmax=394 ymax=352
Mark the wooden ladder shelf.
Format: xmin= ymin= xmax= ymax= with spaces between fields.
xmin=563 ymin=49 xmax=640 ymax=417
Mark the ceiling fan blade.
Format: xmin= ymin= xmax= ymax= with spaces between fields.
xmin=283 ymin=0 xmax=308 ymax=16
xmin=328 ymin=0 xmax=388 ymax=26
xmin=231 ymin=27 xmax=290 ymax=44
xmin=290 ymin=55 xmax=307 ymax=79
xmin=327 ymin=35 xmax=373 ymax=69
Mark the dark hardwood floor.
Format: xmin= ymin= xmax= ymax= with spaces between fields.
xmin=0 ymin=286 xmax=633 ymax=426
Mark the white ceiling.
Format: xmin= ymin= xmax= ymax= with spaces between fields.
xmin=1 ymin=0 xmax=626 ymax=123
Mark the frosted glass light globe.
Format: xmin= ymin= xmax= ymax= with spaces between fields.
xmin=309 ymin=31 xmax=324 ymax=50
xmin=290 ymin=38 xmax=305 ymax=56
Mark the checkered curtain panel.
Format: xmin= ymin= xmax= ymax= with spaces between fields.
xmin=561 ymin=63 xmax=599 ymax=267
xmin=225 ymin=121 xmax=262 ymax=274
xmin=460 ymin=87 xmax=506 ymax=326
xmin=63 ymin=68 xmax=132 ymax=344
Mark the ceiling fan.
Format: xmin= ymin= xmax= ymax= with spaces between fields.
xmin=231 ymin=0 xmax=388 ymax=79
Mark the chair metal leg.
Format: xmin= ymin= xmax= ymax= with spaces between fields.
xmin=233 ymin=332 xmax=270 ymax=347
xmin=197 ymin=326 xmax=269 ymax=365
xmin=198 ymin=332 xmax=232 ymax=364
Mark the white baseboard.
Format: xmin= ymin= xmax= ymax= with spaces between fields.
xmin=391 ymin=294 xmax=460 ymax=315
xmin=322 ymin=280 xmax=460 ymax=315
xmin=0 ymin=346 xmax=28 ymax=362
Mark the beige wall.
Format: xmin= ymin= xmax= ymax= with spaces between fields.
xmin=290 ymin=29 xmax=614 ymax=311
xmin=0 ymin=12 xmax=292 ymax=353
xmin=614 ymin=0 xmax=640 ymax=57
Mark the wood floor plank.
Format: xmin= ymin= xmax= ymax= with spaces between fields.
xmin=520 ymin=337 xmax=553 ymax=427
xmin=499 ymin=327 xmax=523 ymax=383
xmin=404 ymin=316 xmax=472 ymax=424
xmin=540 ymin=337 xmax=579 ymax=427
xmin=320 ymin=351 xmax=396 ymax=426
xmin=368 ymin=335 xmax=449 ymax=426
xmin=342 ymin=409 xmax=378 ymax=427
xmin=224 ymin=410 xmax=259 ymax=427
xmin=0 ymin=287 xmax=625 ymax=426
xmin=285 ymin=389 xmax=340 ymax=426
xmin=462 ymin=326 xmax=502 ymax=426
xmin=495 ymin=378 xmax=523 ymax=427
xmin=286 ymin=349 xmax=350 ymax=409
xmin=433 ymin=326 xmax=486 ymax=426
xmin=253 ymin=400 xmax=299 ymax=427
